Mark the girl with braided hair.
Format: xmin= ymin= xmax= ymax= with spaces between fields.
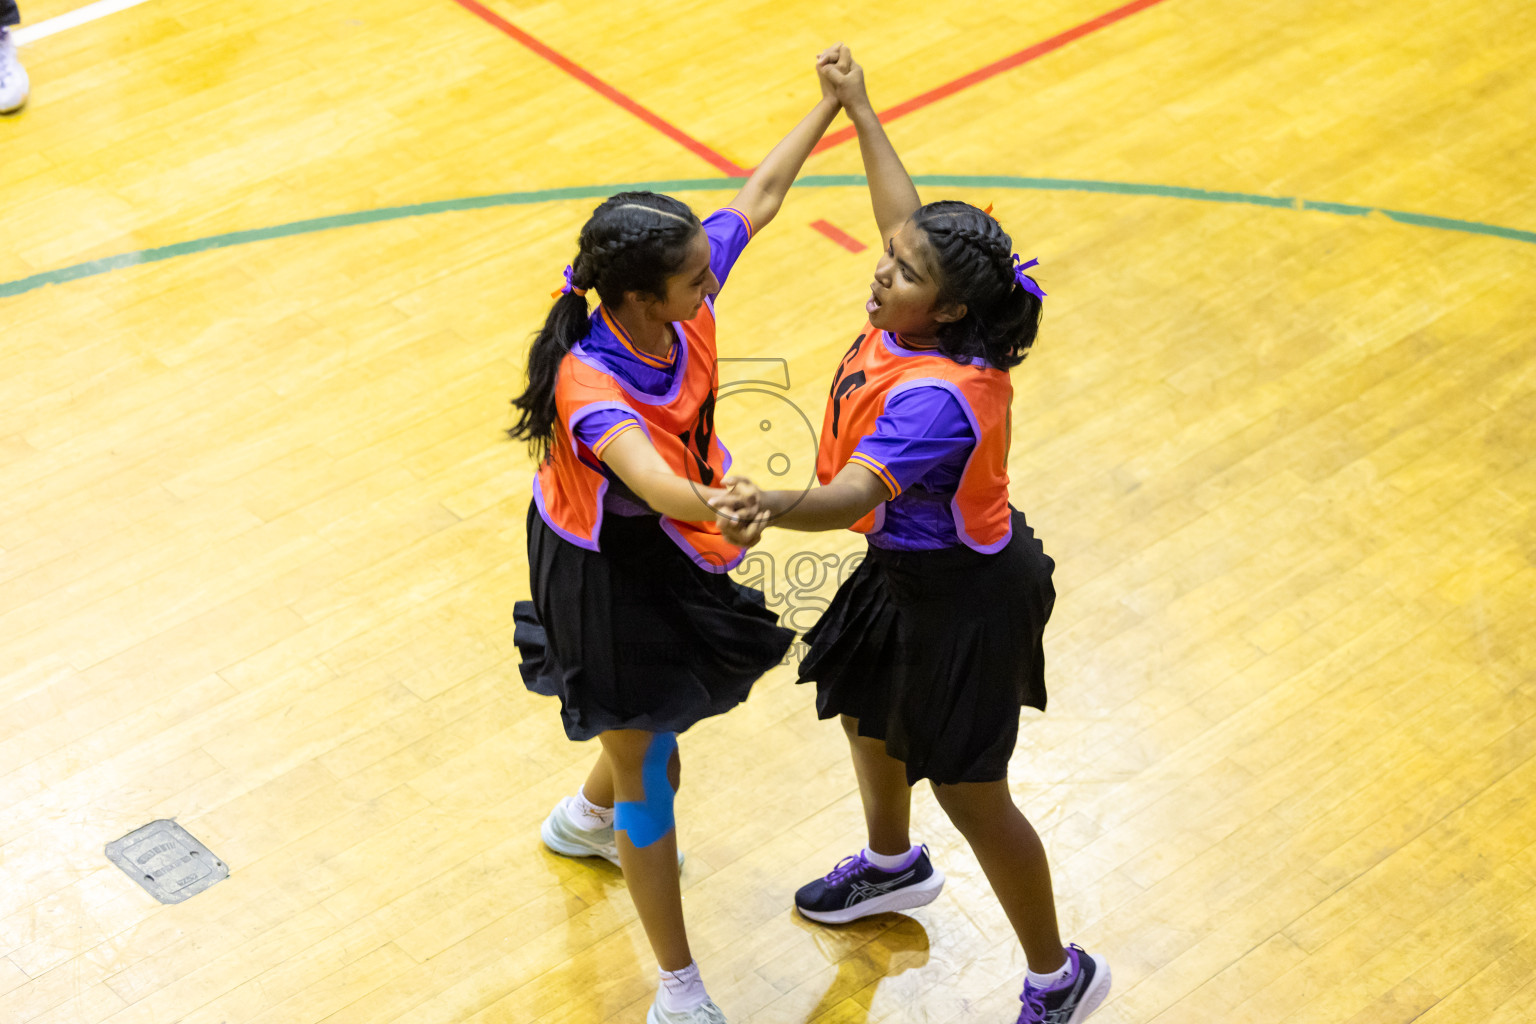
xmin=711 ymin=46 xmax=1111 ymax=1024
xmin=510 ymin=46 xmax=855 ymax=1024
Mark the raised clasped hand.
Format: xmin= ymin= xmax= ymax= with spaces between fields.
xmin=815 ymin=43 xmax=866 ymax=111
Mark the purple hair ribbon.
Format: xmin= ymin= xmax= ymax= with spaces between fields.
xmin=551 ymin=264 xmax=588 ymax=299
xmin=1012 ymin=255 xmax=1046 ymax=300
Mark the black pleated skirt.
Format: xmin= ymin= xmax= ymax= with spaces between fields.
xmin=797 ymin=509 xmax=1056 ymax=785
xmin=515 ymin=501 xmax=795 ymax=741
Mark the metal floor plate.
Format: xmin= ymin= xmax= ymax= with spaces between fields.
xmin=106 ymin=819 xmax=229 ymax=904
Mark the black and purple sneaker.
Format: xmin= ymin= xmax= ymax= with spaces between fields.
xmin=793 ymin=846 xmax=945 ymax=924
xmin=1016 ymin=945 xmax=1112 ymax=1024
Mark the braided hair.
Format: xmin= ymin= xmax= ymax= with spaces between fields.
xmin=910 ymin=200 xmax=1042 ymax=369
xmin=510 ymin=192 xmax=701 ymax=462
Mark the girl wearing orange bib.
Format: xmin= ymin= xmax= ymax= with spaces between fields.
xmin=510 ymin=49 xmax=850 ymax=1023
xmin=712 ymin=48 xmax=1111 ymax=1024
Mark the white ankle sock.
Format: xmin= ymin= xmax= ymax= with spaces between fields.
xmin=657 ymin=960 xmax=709 ymax=1012
xmin=864 ymin=845 xmax=919 ymax=871
xmin=568 ymin=787 xmax=614 ymax=831
xmin=1026 ymin=952 xmax=1073 ymax=989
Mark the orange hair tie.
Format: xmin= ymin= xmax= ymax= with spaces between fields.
xmin=982 ymin=202 xmax=995 ymax=216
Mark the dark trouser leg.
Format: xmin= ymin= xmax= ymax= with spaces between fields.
xmin=1 ymin=3 xmax=19 ymax=30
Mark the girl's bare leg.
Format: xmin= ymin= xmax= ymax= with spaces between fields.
xmin=582 ymin=749 xmax=615 ymax=808
xmin=842 ymin=715 xmax=914 ymax=856
xmin=931 ymin=779 xmax=1066 ymax=974
xmin=599 ymin=729 xmax=689 ymax=971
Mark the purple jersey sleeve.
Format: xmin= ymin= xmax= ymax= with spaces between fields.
xmin=850 ymin=387 xmax=976 ymax=498
xmin=571 ymin=407 xmax=643 ymax=460
xmin=703 ymin=208 xmax=754 ymax=296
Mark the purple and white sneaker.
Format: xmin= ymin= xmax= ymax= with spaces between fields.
xmin=793 ymin=846 xmax=945 ymax=924
xmin=1017 ymin=945 xmax=1111 ymax=1024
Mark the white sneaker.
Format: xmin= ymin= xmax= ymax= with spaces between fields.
xmin=540 ymin=797 xmax=684 ymax=869
xmin=647 ymin=998 xmax=727 ymax=1024
xmin=0 ymin=29 xmax=28 ymax=115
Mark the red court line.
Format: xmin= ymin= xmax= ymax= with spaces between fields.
xmin=449 ymin=0 xmax=749 ymax=176
xmin=811 ymin=0 xmax=1173 ymax=155
xmin=810 ymin=220 xmax=868 ymax=253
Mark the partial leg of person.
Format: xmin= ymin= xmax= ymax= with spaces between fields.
xmin=581 ymin=749 xmax=615 ymax=806
xmin=602 ymin=731 xmax=687 ymax=966
xmin=541 ymin=748 xmax=685 ymax=869
xmin=539 ymin=749 xmax=620 ymax=863
xmin=601 ymin=730 xmax=724 ymax=1024
xmin=931 ymin=779 xmax=1110 ymax=1023
xmin=843 ymin=714 xmax=914 ymax=856
xmin=931 ymin=780 xmax=1063 ymax=969
xmin=792 ymin=716 xmax=945 ymax=923
xmin=0 ymin=0 xmax=28 ymax=116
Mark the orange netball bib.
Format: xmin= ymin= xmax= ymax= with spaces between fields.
xmin=533 ymin=303 xmax=743 ymax=573
xmin=817 ymin=324 xmax=1014 ymax=552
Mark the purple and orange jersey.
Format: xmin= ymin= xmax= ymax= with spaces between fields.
xmin=819 ymin=324 xmax=1014 ymax=553
xmin=848 ymin=387 xmax=976 ymax=550
xmin=534 ymin=207 xmax=755 ymax=573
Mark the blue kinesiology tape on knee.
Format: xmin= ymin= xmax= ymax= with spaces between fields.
xmin=613 ymin=732 xmax=678 ymax=849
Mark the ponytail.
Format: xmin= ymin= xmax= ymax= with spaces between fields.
xmin=974 ymin=276 xmax=1042 ymax=370
xmin=509 ymin=286 xmax=591 ymax=463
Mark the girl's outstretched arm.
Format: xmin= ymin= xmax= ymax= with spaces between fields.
xmin=712 ymin=464 xmax=889 ymax=544
xmin=602 ymin=429 xmax=728 ymax=523
xmin=821 ymin=47 xmax=920 ymax=243
xmin=727 ymin=47 xmax=844 ymax=231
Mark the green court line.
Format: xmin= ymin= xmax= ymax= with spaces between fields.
xmin=4 ymin=175 xmax=1533 ymax=301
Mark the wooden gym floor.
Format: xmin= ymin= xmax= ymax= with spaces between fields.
xmin=2 ymin=0 xmax=1534 ymax=1021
